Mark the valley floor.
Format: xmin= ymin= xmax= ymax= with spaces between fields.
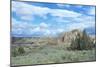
xmin=11 ymin=45 xmax=96 ymax=66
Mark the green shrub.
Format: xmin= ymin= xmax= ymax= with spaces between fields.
xmin=12 ymin=46 xmax=25 ymax=57
xmin=18 ymin=47 xmax=25 ymax=54
xmin=12 ymin=48 xmax=19 ymax=57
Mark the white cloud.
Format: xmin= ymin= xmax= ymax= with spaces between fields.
xmin=12 ymin=18 xmax=36 ymax=34
xmin=12 ymin=1 xmax=82 ymax=20
xmin=87 ymin=7 xmax=95 ymax=15
xmin=12 ymin=1 xmax=50 ymax=19
xmin=44 ymin=30 xmax=51 ymax=35
xmin=56 ymin=4 xmax=70 ymax=8
xmin=50 ymin=8 xmax=81 ymax=18
xmin=12 ymin=1 xmax=95 ymax=23
xmin=66 ymin=15 xmax=95 ymax=31
xmin=40 ymin=22 xmax=48 ymax=29
xmin=30 ymin=22 xmax=49 ymax=35
xmin=56 ymin=4 xmax=83 ymax=10
xmin=57 ymin=29 xmax=64 ymax=33
xmin=12 ymin=1 xmax=95 ymax=36
xmin=67 ymin=23 xmax=86 ymax=31
xmin=32 ymin=27 xmax=40 ymax=32
xmin=12 ymin=17 xmax=50 ymax=36
xmin=20 ymin=15 xmax=34 ymax=21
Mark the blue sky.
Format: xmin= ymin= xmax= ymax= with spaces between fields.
xmin=12 ymin=1 xmax=96 ymax=37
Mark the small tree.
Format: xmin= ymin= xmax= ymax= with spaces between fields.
xmin=80 ymin=30 xmax=87 ymax=49
xmin=80 ymin=30 xmax=93 ymax=50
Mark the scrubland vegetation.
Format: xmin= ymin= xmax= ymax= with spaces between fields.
xmin=11 ymin=29 xmax=96 ymax=66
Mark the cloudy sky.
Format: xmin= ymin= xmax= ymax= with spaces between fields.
xmin=12 ymin=1 xmax=96 ymax=37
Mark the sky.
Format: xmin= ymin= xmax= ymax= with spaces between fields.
xmin=12 ymin=1 xmax=96 ymax=37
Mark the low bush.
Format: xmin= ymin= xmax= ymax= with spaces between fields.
xmin=12 ymin=46 xmax=25 ymax=57
xmin=18 ymin=46 xmax=25 ymax=54
xmin=12 ymin=48 xmax=19 ymax=57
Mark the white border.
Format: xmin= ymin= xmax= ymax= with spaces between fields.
xmin=0 ymin=0 xmax=10 ymax=67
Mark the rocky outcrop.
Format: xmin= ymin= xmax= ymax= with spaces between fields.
xmin=57 ymin=29 xmax=95 ymax=50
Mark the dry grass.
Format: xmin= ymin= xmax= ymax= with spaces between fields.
xmin=11 ymin=45 xmax=96 ymax=66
